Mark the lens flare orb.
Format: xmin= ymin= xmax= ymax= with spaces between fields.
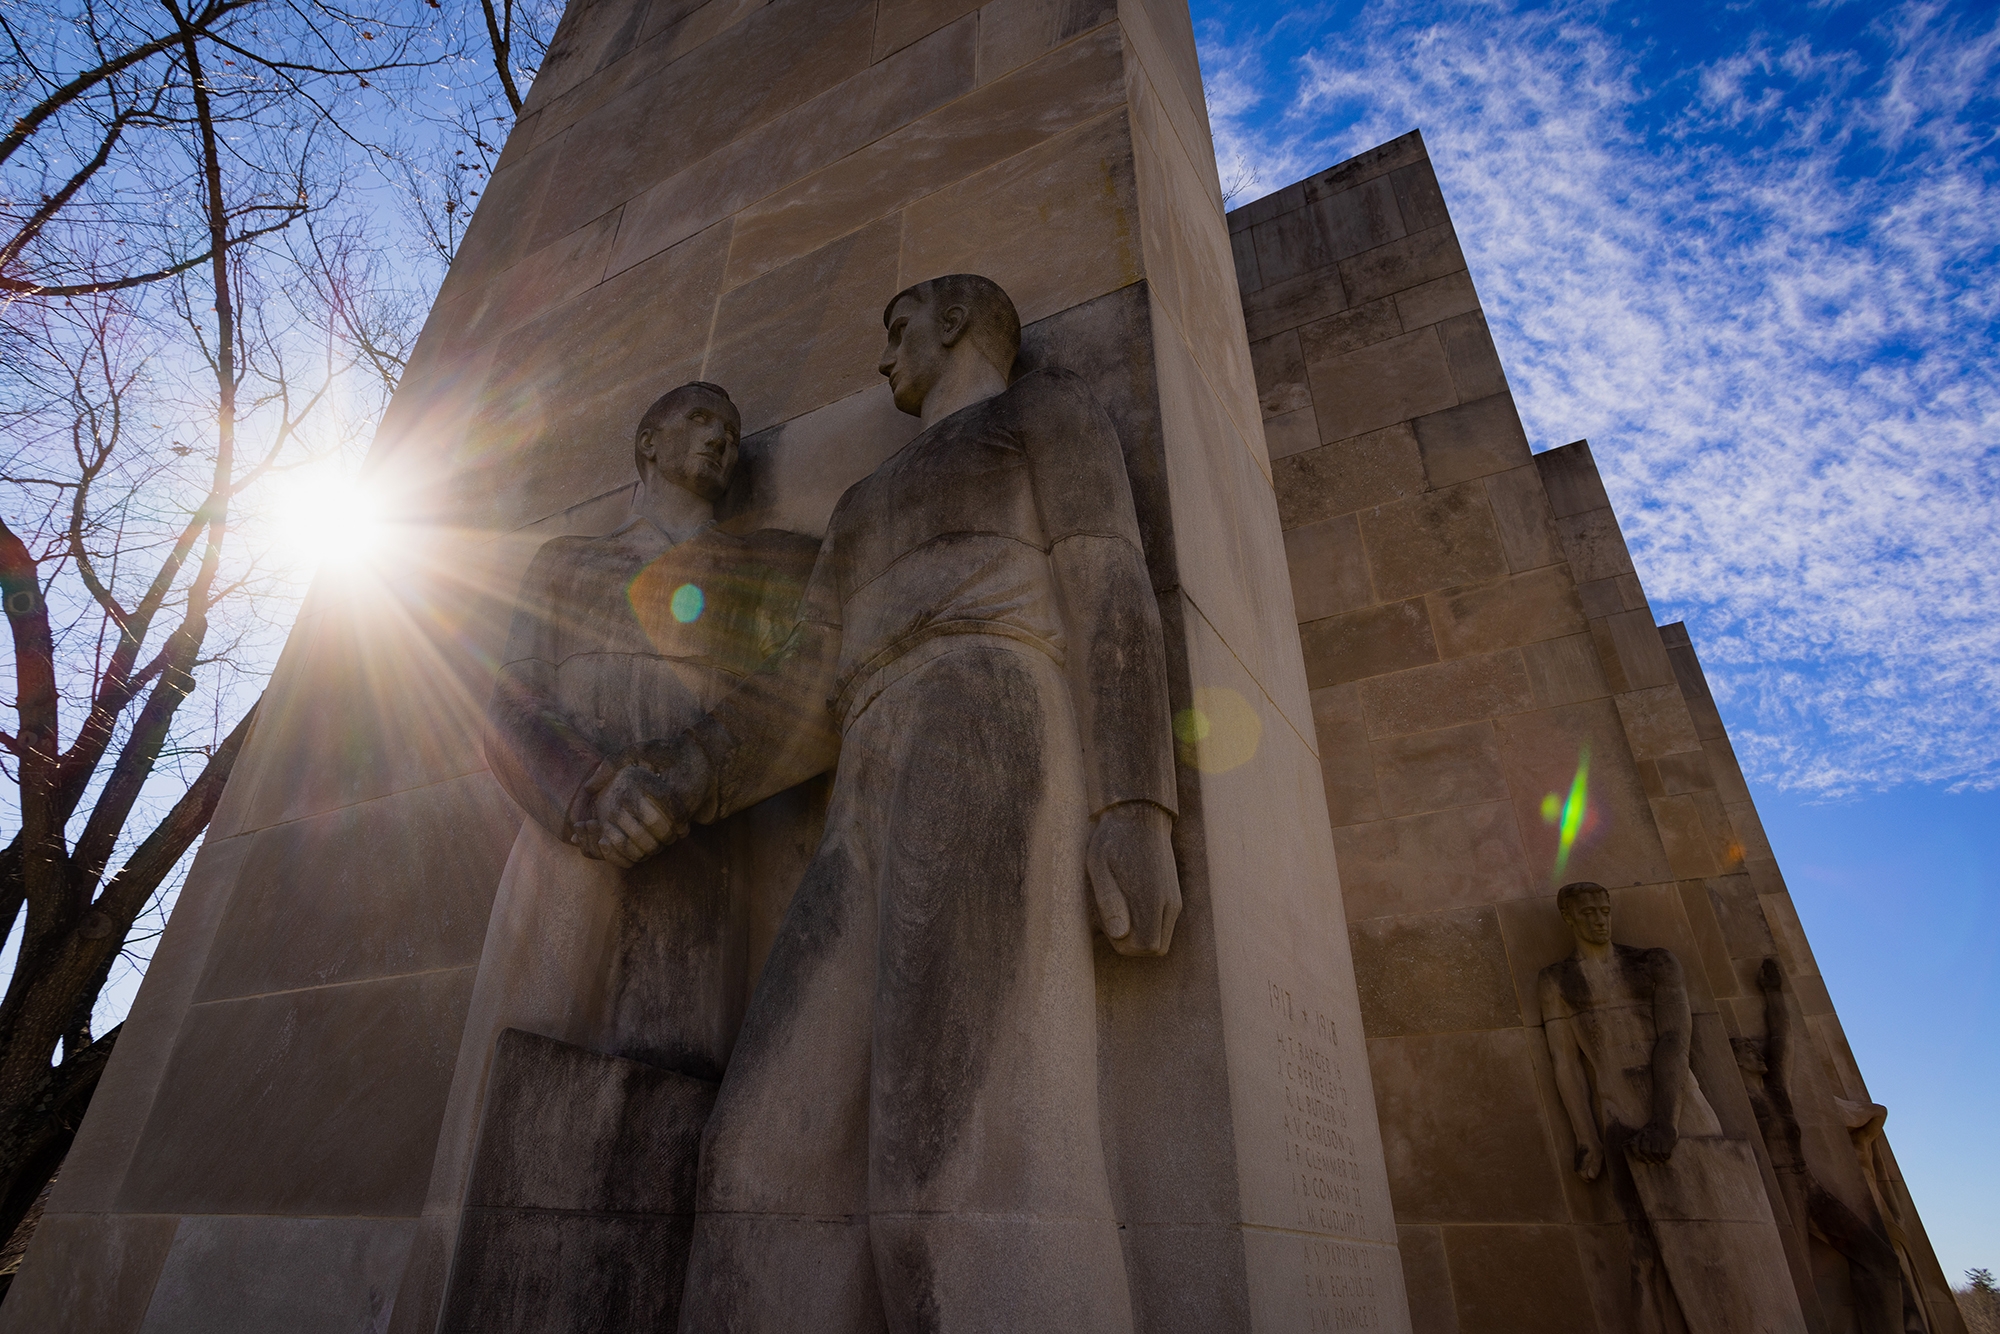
xmin=1541 ymin=746 xmax=1591 ymax=882
xmin=671 ymin=582 xmax=705 ymax=623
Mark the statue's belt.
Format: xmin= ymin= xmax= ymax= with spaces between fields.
xmin=835 ymin=623 xmax=1064 ymax=732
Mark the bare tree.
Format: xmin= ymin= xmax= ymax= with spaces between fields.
xmin=0 ymin=0 xmax=558 ymax=1255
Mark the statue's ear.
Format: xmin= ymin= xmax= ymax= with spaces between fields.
xmin=937 ymin=303 xmax=971 ymax=348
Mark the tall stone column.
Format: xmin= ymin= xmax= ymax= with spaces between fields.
xmin=1 ymin=2 xmax=1408 ymax=1330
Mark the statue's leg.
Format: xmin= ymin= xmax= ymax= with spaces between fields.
xmin=607 ymin=820 xmax=743 ymax=1080
xmin=677 ymin=784 xmax=884 ymax=1333
xmin=1805 ymin=1181 xmax=1903 ymax=1334
xmin=862 ymin=646 xmax=1133 ymax=1333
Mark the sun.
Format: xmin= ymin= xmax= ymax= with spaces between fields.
xmin=267 ymin=468 xmax=390 ymax=572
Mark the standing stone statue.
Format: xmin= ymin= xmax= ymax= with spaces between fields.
xmin=586 ymin=274 xmax=1181 ymax=1331
xmin=484 ymin=380 xmax=819 ymax=1077
xmin=431 ymin=383 xmax=823 ymax=1332
xmin=1540 ymin=882 xmax=1808 ymax=1334
xmin=1733 ymin=958 xmax=1908 ymax=1334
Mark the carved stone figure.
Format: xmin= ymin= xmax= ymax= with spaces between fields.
xmin=484 ymin=380 xmax=819 ymax=1077
xmin=1733 ymin=957 xmax=1909 ymax=1334
xmin=433 ymin=384 xmax=821 ymax=1330
xmin=1540 ymin=882 xmax=1808 ymax=1334
xmin=588 ymin=275 xmax=1181 ymax=1331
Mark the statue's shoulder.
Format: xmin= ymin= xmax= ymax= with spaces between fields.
xmin=699 ymin=524 xmax=819 ymax=574
xmin=1008 ymin=364 xmax=1093 ymax=406
xmin=1615 ymin=942 xmax=1682 ymax=989
xmin=521 ymin=530 xmax=620 ymax=586
xmin=1619 ymin=942 xmax=1679 ymax=968
xmin=735 ymin=526 xmax=821 ymax=561
xmin=1537 ymin=955 xmax=1582 ymax=1015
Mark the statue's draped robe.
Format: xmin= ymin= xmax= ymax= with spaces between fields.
xmin=671 ymin=369 xmax=1176 ymax=1333
xmin=420 ymin=517 xmax=818 ymax=1290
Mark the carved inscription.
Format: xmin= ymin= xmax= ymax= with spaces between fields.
xmin=1270 ymin=981 xmax=1367 ymax=1240
xmin=1301 ymin=1238 xmax=1381 ymax=1332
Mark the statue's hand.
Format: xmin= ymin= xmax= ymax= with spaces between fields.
xmin=1575 ymin=1141 xmax=1605 ymax=1181
xmin=1087 ymin=801 xmax=1180 ymax=957
xmin=1631 ymin=1120 xmax=1679 ymax=1164
xmin=576 ymin=763 xmax=686 ymax=870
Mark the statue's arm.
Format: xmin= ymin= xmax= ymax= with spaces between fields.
xmin=1643 ymin=948 xmax=1693 ymax=1152
xmin=484 ymin=545 xmax=606 ymax=842
xmin=1024 ymin=371 xmax=1180 ymax=955
xmin=1024 ymin=372 xmax=1177 ymax=817
xmin=678 ymin=608 xmax=842 ymax=821
xmin=596 ymin=546 xmax=842 ymax=862
xmin=1541 ymin=971 xmax=1604 ymax=1179
xmin=1758 ymin=956 xmax=1790 ymax=1091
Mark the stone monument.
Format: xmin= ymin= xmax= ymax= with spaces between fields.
xmin=1 ymin=1 xmax=1409 ymax=1330
xmin=0 ymin=3 xmax=1967 ymax=1332
xmin=1237 ymin=129 xmax=1963 ymax=1333
xmin=1540 ymin=881 xmax=1804 ymax=1333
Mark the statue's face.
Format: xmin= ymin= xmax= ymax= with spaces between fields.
xmin=644 ymin=391 xmax=739 ymax=502
xmin=1561 ymin=892 xmax=1613 ymax=947
xmin=878 ymin=293 xmax=957 ymax=416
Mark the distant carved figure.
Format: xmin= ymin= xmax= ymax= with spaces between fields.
xmin=588 ymin=275 xmax=1181 ymax=1331
xmin=1540 ymin=882 xmax=1808 ymax=1334
xmin=1733 ymin=957 xmax=1909 ymax=1334
xmin=484 ymin=380 xmax=818 ymax=1077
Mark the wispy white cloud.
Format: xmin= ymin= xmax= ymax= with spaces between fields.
xmin=1202 ymin=0 xmax=2000 ymax=794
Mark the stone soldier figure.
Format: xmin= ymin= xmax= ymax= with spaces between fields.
xmin=588 ymin=274 xmax=1181 ymax=1331
xmin=1540 ymin=881 xmax=1808 ymax=1334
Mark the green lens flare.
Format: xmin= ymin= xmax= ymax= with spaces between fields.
xmin=1541 ymin=745 xmax=1591 ymax=882
xmin=670 ymin=582 xmax=704 ymax=623
xmin=1172 ymin=708 xmax=1210 ymax=744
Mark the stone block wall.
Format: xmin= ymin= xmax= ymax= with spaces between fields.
xmin=1238 ymin=129 xmax=1963 ymax=1333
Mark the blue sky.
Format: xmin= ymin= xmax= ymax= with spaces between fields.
xmin=1187 ymin=0 xmax=1998 ymax=1282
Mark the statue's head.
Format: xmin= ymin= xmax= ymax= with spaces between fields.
xmin=878 ymin=274 xmax=1021 ymax=417
xmin=1556 ymin=881 xmax=1613 ymax=947
xmin=635 ymin=381 xmax=740 ymax=503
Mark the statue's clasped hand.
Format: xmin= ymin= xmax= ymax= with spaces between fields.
xmin=1630 ymin=1120 xmax=1680 ymax=1165
xmin=1087 ymin=800 xmax=1181 ymax=957
xmin=570 ymin=751 xmax=701 ymax=870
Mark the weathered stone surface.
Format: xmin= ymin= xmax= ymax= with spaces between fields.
xmin=1426 ymin=565 xmax=1588 ymax=660
xmin=1300 ymin=597 xmax=1438 ymax=689
xmin=1413 ymin=391 xmax=1531 ymax=488
xmin=1283 ymin=513 xmax=1372 ymax=622
xmin=1308 ymin=327 xmax=1459 ymax=441
xmin=1370 ymin=721 xmax=1509 ymax=819
xmin=436 ymin=1030 xmax=715 ymax=1333
xmin=1332 ymin=801 xmax=1535 ymax=919
xmin=1359 ymin=481 xmax=1511 ymax=601
xmin=194 ymin=774 xmax=519 ymax=1001
xmin=1274 ymin=425 xmax=1428 ymax=529
xmin=1350 ymin=906 xmax=1521 ymax=1037
xmin=1369 ymin=1027 xmax=1568 ymax=1223
xmin=1442 ymin=1225 xmax=1598 ymax=1333
xmin=0 ymin=1213 xmax=177 ymax=1334
xmin=139 ymin=1217 xmax=418 ymax=1334
xmin=118 ymin=966 xmax=472 ymax=1217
